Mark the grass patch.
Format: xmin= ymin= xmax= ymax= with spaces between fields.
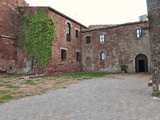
xmin=6 ymin=84 xmax=20 ymax=89
xmin=0 ymin=90 xmax=10 ymax=94
xmin=66 ymin=72 xmax=108 ymax=79
xmin=0 ymin=72 xmax=109 ymax=103
xmin=152 ymin=90 xmax=160 ymax=96
xmin=55 ymin=79 xmax=68 ymax=84
xmin=52 ymin=75 xmax=61 ymax=78
xmin=2 ymin=94 xmax=12 ymax=101
xmin=3 ymin=80 xmax=11 ymax=84
xmin=25 ymin=80 xmax=36 ymax=85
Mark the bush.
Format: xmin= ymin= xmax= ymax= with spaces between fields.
xmin=120 ymin=65 xmax=128 ymax=73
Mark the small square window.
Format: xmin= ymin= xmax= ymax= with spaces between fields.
xmin=86 ymin=36 xmax=91 ymax=44
xmin=76 ymin=52 xmax=81 ymax=62
xmin=136 ymin=28 xmax=142 ymax=38
xmin=61 ymin=49 xmax=66 ymax=61
xmin=100 ymin=34 xmax=105 ymax=43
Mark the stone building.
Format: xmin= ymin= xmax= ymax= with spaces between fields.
xmin=146 ymin=0 xmax=160 ymax=92
xmin=16 ymin=7 xmax=87 ymax=75
xmin=82 ymin=22 xmax=150 ymax=73
xmin=0 ymin=0 xmax=151 ymax=75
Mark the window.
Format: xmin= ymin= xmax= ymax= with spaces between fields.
xmin=66 ymin=23 xmax=71 ymax=41
xmin=100 ymin=52 xmax=105 ymax=61
xmin=61 ymin=49 xmax=66 ymax=61
xmin=100 ymin=34 xmax=105 ymax=43
xmin=86 ymin=36 xmax=91 ymax=44
xmin=76 ymin=52 xmax=81 ymax=62
xmin=136 ymin=28 xmax=142 ymax=38
xmin=76 ymin=30 xmax=79 ymax=38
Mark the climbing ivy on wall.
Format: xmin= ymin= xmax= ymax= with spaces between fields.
xmin=18 ymin=9 xmax=56 ymax=69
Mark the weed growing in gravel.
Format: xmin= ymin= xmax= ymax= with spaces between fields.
xmin=0 ymin=90 xmax=10 ymax=94
xmin=52 ymin=75 xmax=61 ymax=79
xmin=66 ymin=72 xmax=108 ymax=80
xmin=2 ymin=94 xmax=12 ymax=101
xmin=25 ymin=80 xmax=36 ymax=85
xmin=6 ymin=84 xmax=20 ymax=89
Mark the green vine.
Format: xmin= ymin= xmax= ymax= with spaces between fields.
xmin=18 ymin=9 xmax=56 ymax=68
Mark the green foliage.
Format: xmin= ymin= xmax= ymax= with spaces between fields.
xmin=6 ymin=84 xmax=20 ymax=89
xmin=66 ymin=72 xmax=108 ymax=79
xmin=25 ymin=80 xmax=36 ymax=85
xmin=2 ymin=94 xmax=12 ymax=101
xmin=120 ymin=64 xmax=128 ymax=73
xmin=19 ymin=9 xmax=56 ymax=68
xmin=152 ymin=90 xmax=160 ymax=96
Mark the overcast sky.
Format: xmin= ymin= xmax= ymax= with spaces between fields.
xmin=25 ymin=0 xmax=147 ymax=26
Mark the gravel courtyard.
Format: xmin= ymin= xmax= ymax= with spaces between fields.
xmin=0 ymin=73 xmax=160 ymax=120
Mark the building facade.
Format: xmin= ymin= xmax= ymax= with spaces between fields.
xmin=16 ymin=7 xmax=87 ymax=75
xmin=0 ymin=0 xmax=151 ymax=75
xmin=82 ymin=22 xmax=150 ymax=73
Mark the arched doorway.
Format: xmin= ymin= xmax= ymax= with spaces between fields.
xmin=135 ymin=54 xmax=148 ymax=72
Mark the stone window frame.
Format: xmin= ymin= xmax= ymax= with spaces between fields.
xmin=65 ymin=20 xmax=72 ymax=41
xmin=60 ymin=48 xmax=67 ymax=61
xmin=66 ymin=23 xmax=71 ymax=41
xmin=76 ymin=50 xmax=81 ymax=62
xmin=100 ymin=52 xmax=105 ymax=61
xmin=99 ymin=32 xmax=106 ymax=44
xmin=76 ymin=51 xmax=81 ymax=62
xmin=75 ymin=28 xmax=80 ymax=39
xmin=99 ymin=34 xmax=105 ymax=44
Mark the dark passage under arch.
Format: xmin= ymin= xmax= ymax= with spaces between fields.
xmin=135 ymin=54 xmax=148 ymax=72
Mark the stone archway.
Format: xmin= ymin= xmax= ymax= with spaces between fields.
xmin=135 ymin=54 xmax=148 ymax=72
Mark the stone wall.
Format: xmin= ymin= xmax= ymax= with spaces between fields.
xmin=0 ymin=0 xmax=28 ymax=72
xmin=46 ymin=8 xmax=85 ymax=75
xmin=82 ymin=21 xmax=151 ymax=73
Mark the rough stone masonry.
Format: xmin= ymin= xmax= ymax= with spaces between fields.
xmin=0 ymin=0 xmax=28 ymax=73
